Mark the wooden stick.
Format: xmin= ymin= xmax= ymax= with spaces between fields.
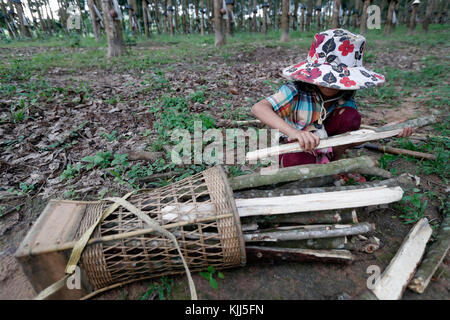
xmin=229 ymin=156 xmax=377 ymax=191
xmin=371 ymin=218 xmax=432 ymax=300
xmin=358 ymin=166 xmax=392 ymax=179
xmin=246 ymin=128 xmax=403 ymax=161
xmin=375 ymin=116 xmax=436 ymax=132
xmin=246 ymin=246 xmax=354 ymax=263
xmin=408 ymin=212 xmax=450 ymax=294
xmin=246 ymin=116 xmax=436 ymax=161
xmin=363 ymin=143 xmax=437 ymax=161
xmin=241 ymin=209 xmax=358 ymax=225
xmin=234 ymin=174 xmax=415 ymax=199
xmin=243 ymin=222 xmax=374 ymax=242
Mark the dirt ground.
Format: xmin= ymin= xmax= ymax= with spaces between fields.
xmin=0 ymin=37 xmax=449 ymax=300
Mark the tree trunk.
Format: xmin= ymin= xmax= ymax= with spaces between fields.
xmin=316 ymin=0 xmax=322 ymax=29
xmin=262 ymin=5 xmax=268 ymax=34
xmin=174 ymin=0 xmax=180 ymax=32
xmin=226 ymin=2 xmax=234 ymax=36
xmin=168 ymin=0 xmax=174 ymax=35
xmin=214 ymin=0 xmax=225 ymax=46
xmin=12 ymin=0 xmax=32 ymax=38
xmin=200 ymin=0 xmax=205 ymax=34
xmin=0 ymin=0 xmax=18 ymax=38
xmin=422 ymin=0 xmax=433 ymax=32
xmin=301 ymin=7 xmax=305 ymax=31
xmin=142 ymin=0 xmax=151 ymax=38
xmin=384 ymin=0 xmax=396 ymax=35
xmin=281 ymin=0 xmax=290 ymax=42
xmin=88 ymin=0 xmax=102 ymax=41
xmin=332 ymin=0 xmax=341 ymax=28
xmin=306 ymin=0 xmax=313 ymax=30
xmin=154 ymin=0 xmax=162 ymax=34
xmin=293 ymin=0 xmax=299 ymax=30
xmin=409 ymin=4 xmax=419 ymax=32
xmin=102 ymin=0 xmax=127 ymax=58
xmin=360 ymin=0 xmax=370 ymax=34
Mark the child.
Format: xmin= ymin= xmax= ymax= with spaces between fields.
xmin=252 ymin=29 xmax=412 ymax=168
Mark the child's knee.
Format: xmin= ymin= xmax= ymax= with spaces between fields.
xmin=334 ymin=107 xmax=361 ymax=131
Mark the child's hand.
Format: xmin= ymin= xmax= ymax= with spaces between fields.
xmin=397 ymin=126 xmax=413 ymax=138
xmin=288 ymin=130 xmax=320 ymax=151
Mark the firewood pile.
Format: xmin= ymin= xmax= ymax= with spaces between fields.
xmin=16 ymin=116 xmax=449 ymax=300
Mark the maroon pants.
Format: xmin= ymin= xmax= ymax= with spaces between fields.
xmin=280 ymin=107 xmax=361 ymax=168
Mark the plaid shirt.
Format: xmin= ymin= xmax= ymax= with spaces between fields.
xmin=265 ymin=82 xmax=358 ymax=132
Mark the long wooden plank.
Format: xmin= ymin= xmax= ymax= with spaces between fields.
xmin=246 ymin=129 xmax=402 ymax=161
xmin=160 ymin=186 xmax=404 ymax=222
xmin=371 ymin=218 xmax=432 ymax=300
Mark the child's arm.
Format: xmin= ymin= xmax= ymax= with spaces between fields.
xmin=251 ymin=99 xmax=320 ymax=151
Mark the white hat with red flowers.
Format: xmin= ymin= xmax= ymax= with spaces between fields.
xmin=282 ymin=29 xmax=385 ymax=90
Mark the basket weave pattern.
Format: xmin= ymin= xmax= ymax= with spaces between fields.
xmin=75 ymin=166 xmax=245 ymax=290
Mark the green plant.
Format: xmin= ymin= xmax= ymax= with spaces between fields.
xmin=60 ymin=163 xmax=83 ymax=181
xmin=99 ymin=130 xmax=119 ymax=142
xmin=199 ymin=265 xmax=224 ymax=290
xmin=394 ymin=188 xmax=428 ymax=224
xmin=140 ymin=276 xmax=174 ymax=300
xmin=82 ymin=151 xmax=113 ymax=170
xmin=19 ymin=182 xmax=34 ymax=194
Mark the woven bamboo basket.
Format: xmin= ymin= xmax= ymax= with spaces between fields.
xmin=15 ymin=166 xmax=246 ymax=299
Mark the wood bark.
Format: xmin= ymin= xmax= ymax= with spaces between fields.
xmin=142 ymin=0 xmax=151 ymax=38
xmin=234 ymin=173 xmax=416 ymax=199
xmin=409 ymin=3 xmax=419 ymax=32
xmin=102 ymin=0 xmax=127 ymax=58
xmin=168 ymin=0 xmax=174 ymax=35
xmin=225 ymin=2 xmax=234 ymax=36
xmin=229 ymin=156 xmax=377 ymax=190
xmin=384 ymin=0 xmax=396 ymax=35
xmin=240 ymin=209 xmax=358 ymax=226
xmin=360 ymin=0 xmax=370 ymax=34
xmin=13 ymin=0 xmax=32 ymax=38
xmin=376 ymin=116 xmax=436 ymax=132
xmin=281 ymin=0 xmax=290 ymax=42
xmin=246 ymin=246 xmax=354 ymax=263
xmin=371 ymin=218 xmax=432 ymax=300
xmin=88 ymin=0 xmax=102 ymax=40
xmin=422 ymin=0 xmax=433 ymax=32
xmin=332 ymin=0 xmax=341 ymax=28
xmin=408 ymin=212 xmax=450 ymax=294
xmin=213 ymin=0 xmax=225 ymax=46
xmin=363 ymin=143 xmax=437 ymax=161
xmin=243 ymin=222 xmax=374 ymax=242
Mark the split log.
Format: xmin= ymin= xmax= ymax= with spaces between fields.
xmin=370 ymin=218 xmax=432 ymax=300
xmin=241 ymin=209 xmax=358 ymax=226
xmin=246 ymin=116 xmax=436 ymax=162
xmin=229 ymin=156 xmax=377 ymax=190
xmin=246 ymin=129 xmax=403 ymax=161
xmin=408 ymin=212 xmax=450 ymax=294
xmin=363 ymin=143 xmax=437 ymax=161
xmin=160 ymin=186 xmax=404 ymax=222
xmin=246 ymin=246 xmax=354 ymax=263
xmin=243 ymin=222 xmax=374 ymax=242
xmin=234 ymin=186 xmax=403 ymax=218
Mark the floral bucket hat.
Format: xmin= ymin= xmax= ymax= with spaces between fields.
xmin=282 ymin=29 xmax=385 ymax=90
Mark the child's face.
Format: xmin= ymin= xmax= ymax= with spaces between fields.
xmin=318 ymin=85 xmax=341 ymax=98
